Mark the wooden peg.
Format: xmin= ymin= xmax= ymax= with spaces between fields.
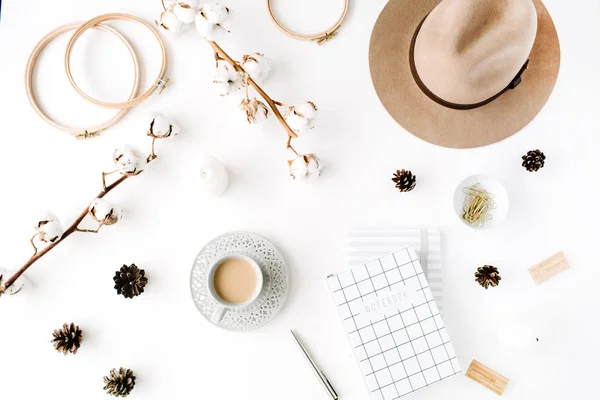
xmin=466 ymin=359 xmax=509 ymax=396
xmin=528 ymin=252 xmax=570 ymax=284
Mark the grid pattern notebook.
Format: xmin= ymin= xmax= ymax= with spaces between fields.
xmin=344 ymin=229 xmax=443 ymax=313
xmin=327 ymin=247 xmax=461 ymax=400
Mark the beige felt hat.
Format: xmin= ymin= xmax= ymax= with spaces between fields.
xmin=369 ymin=0 xmax=560 ymax=148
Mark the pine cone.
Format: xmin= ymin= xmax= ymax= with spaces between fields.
xmin=51 ymin=322 xmax=83 ymax=355
xmin=522 ymin=149 xmax=546 ymax=172
xmin=103 ymin=367 xmax=136 ymax=397
xmin=475 ymin=265 xmax=501 ymax=289
xmin=392 ymin=169 xmax=416 ymax=192
xmin=113 ymin=264 xmax=148 ymax=299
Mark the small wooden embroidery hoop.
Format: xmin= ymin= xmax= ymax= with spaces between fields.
xmin=65 ymin=13 xmax=168 ymax=109
xmin=266 ymin=0 xmax=349 ymax=44
xmin=25 ymin=22 xmax=141 ymax=138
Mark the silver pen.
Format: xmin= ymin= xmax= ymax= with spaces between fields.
xmin=290 ymin=330 xmax=339 ymax=400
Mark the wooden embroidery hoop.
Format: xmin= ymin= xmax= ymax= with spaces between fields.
xmin=65 ymin=13 xmax=168 ymax=109
xmin=25 ymin=22 xmax=141 ymax=138
xmin=266 ymin=0 xmax=349 ymax=44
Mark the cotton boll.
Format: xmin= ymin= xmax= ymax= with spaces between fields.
xmin=157 ymin=9 xmax=184 ymax=33
xmin=198 ymin=155 xmax=229 ymax=195
xmin=36 ymin=211 xmax=64 ymax=243
xmin=195 ymin=12 xmax=228 ymax=40
xmin=285 ymin=111 xmax=309 ymax=134
xmin=149 ymin=114 xmax=180 ymax=138
xmin=240 ymin=97 xmax=268 ymax=124
xmin=214 ymin=62 xmax=233 ymax=82
xmin=288 ymin=154 xmax=322 ymax=181
xmin=38 ymin=210 xmax=58 ymax=225
xmin=289 ymin=156 xmax=308 ymax=180
xmin=285 ymin=101 xmax=318 ymax=133
xmin=214 ymin=78 xmax=243 ymax=96
xmin=202 ymin=3 xmax=229 ymax=24
xmin=174 ymin=5 xmax=196 ymax=24
xmin=38 ymin=221 xmax=64 ymax=243
xmin=241 ymin=53 xmax=271 ymax=83
xmin=213 ymin=62 xmax=243 ymax=96
xmin=213 ymin=80 xmax=231 ymax=96
xmin=113 ymin=146 xmax=146 ymax=176
xmin=242 ymin=61 xmax=261 ymax=82
xmin=207 ymin=24 xmax=228 ymax=41
xmin=294 ymin=101 xmax=318 ymax=119
xmin=89 ymin=198 xmax=123 ymax=226
xmin=174 ymin=0 xmax=200 ymax=23
xmin=150 ymin=115 xmax=172 ymax=136
xmin=195 ymin=13 xmax=215 ymax=37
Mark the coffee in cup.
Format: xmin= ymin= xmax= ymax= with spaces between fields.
xmin=208 ymin=254 xmax=264 ymax=323
xmin=213 ymin=257 xmax=257 ymax=304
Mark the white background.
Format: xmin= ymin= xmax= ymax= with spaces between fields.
xmin=0 ymin=0 xmax=599 ymax=399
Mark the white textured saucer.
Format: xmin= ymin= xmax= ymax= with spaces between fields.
xmin=190 ymin=231 xmax=289 ymax=331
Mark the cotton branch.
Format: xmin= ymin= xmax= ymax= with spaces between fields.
xmin=0 ymin=175 xmax=129 ymax=296
xmin=208 ymin=40 xmax=299 ymax=154
xmin=157 ymin=2 xmax=322 ymax=180
xmin=0 ymin=115 xmax=180 ymax=298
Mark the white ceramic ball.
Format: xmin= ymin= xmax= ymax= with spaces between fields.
xmin=199 ymin=155 xmax=229 ymax=195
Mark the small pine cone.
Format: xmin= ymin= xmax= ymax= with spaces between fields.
xmin=103 ymin=367 xmax=136 ymax=397
xmin=113 ymin=264 xmax=148 ymax=299
xmin=392 ymin=169 xmax=416 ymax=192
xmin=51 ymin=323 xmax=83 ymax=355
xmin=475 ymin=265 xmax=501 ymax=289
xmin=522 ymin=149 xmax=546 ymax=172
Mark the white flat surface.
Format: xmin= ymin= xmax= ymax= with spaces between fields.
xmin=0 ymin=0 xmax=599 ymax=399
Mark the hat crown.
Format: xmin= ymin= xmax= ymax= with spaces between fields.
xmin=413 ymin=0 xmax=538 ymax=105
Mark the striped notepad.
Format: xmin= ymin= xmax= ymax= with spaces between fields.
xmin=327 ymin=247 xmax=461 ymax=400
xmin=344 ymin=229 xmax=443 ymax=313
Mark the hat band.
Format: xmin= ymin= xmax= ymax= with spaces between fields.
xmin=409 ymin=15 xmax=530 ymax=111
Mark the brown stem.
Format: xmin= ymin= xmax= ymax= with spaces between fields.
xmin=209 ymin=41 xmax=298 ymax=139
xmin=214 ymin=52 xmax=224 ymax=68
xmin=75 ymin=225 xmax=102 ymax=234
xmin=148 ymin=138 xmax=158 ymax=162
xmin=286 ymin=137 xmax=299 ymax=156
xmin=29 ymin=234 xmax=39 ymax=257
xmin=102 ymin=170 xmax=117 ymax=191
xmin=244 ymin=74 xmax=250 ymax=101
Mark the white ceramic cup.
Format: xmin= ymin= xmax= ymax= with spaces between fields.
xmin=207 ymin=254 xmax=264 ymax=324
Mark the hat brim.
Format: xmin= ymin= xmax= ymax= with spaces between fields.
xmin=369 ymin=0 xmax=560 ymax=149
